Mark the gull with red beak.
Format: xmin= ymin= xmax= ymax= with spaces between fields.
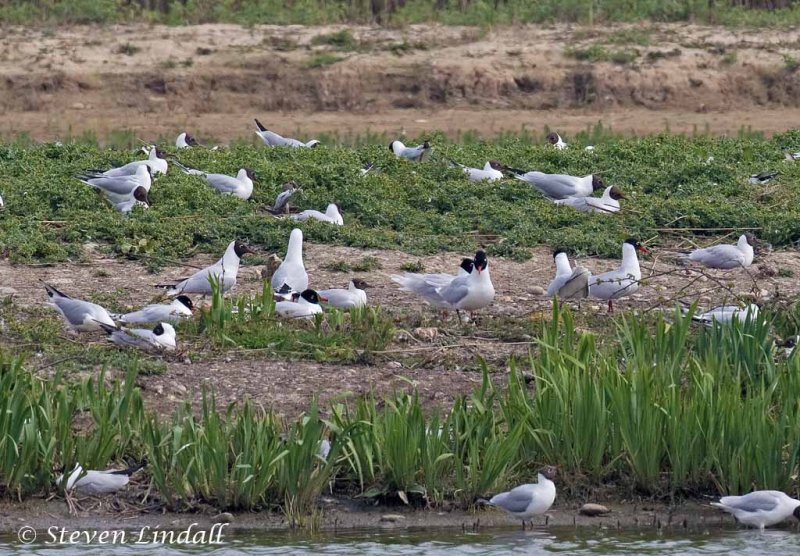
xmin=588 ymin=239 xmax=649 ymax=312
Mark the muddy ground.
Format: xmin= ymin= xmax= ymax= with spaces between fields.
xmin=2 ymin=23 xmax=800 ymax=141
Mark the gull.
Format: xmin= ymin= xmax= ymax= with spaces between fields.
xmin=98 ymin=322 xmax=177 ymax=352
xmin=118 ymin=295 xmax=194 ymax=324
xmin=588 ymin=238 xmax=648 ymax=312
xmin=483 ymin=467 xmax=557 ymax=529
xmin=276 ymin=289 xmax=324 ymax=319
xmin=254 ymin=119 xmax=320 ymax=148
xmin=271 ymin=228 xmax=309 ymax=292
xmin=391 ymin=258 xmax=474 ymax=309
xmin=784 ymin=151 xmax=800 ymax=161
xmin=268 ymin=181 xmax=301 ymax=214
xmin=433 ymin=250 xmax=495 ymax=315
xmin=57 ymin=461 xmax=146 ymax=495
xmin=360 ymin=162 xmax=375 ymax=176
xmin=175 ymin=132 xmax=199 ymax=149
xmin=156 ymin=240 xmax=255 ymax=296
xmin=546 ymin=250 xmax=590 ymax=300
xmin=88 ymin=146 xmax=168 ymax=176
xmin=78 ymin=165 xmax=152 ymax=202
xmin=113 ymin=186 xmax=151 ymax=214
xmin=690 ymin=304 xmax=759 ymax=325
xmin=451 ymin=160 xmax=504 ymax=182
xmin=0 ymin=193 xmax=4 ymax=209
xmin=319 ymin=279 xmax=369 ymax=309
xmin=546 ymin=132 xmax=567 ymax=150
xmin=43 ymin=282 xmax=116 ymax=332
xmin=389 ymin=140 xmax=431 ymax=162
xmin=504 ymin=168 xmax=605 ymax=200
xmin=712 ymin=491 xmax=800 ymax=531
xmin=290 ymin=203 xmax=343 ymax=225
xmin=174 ymin=161 xmax=255 ymax=200
xmin=553 ymin=186 xmax=624 ymax=214
xmin=750 ymin=171 xmax=778 ymax=185
xmin=685 ymin=234 xmax=755 ymax=269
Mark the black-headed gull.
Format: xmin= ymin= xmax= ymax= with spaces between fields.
xmin=90 ymin=146 xmax=168 ymax=176
xmin=554 ymin=186 xmax=624 ymax=214
xmin=391 ymin=258 xmax=473 ymax=309
xmin=98 ymin=321 xmax=177 ymax=352
xmin=686 ymin=234 xmax=755 ymax=269
xmin=174 ymin=161 xmax=255 ymax=200
xmin=276 ymin=289 xmax=324 ymax=319
xmin=588 ymin=239 xmax=648 ymax=312
xmin=749 ymin=171 xmax=778 ymax=185
xmin=254 ymin=119 xmax=320 ymax=148
xmin=389 ymin=140 xmax=431 ymax=162
xmin=690 ymin=304 xmax=759 ymax=325
xmin=268 ymin=181 xmax=301 ymax=214
xmin=360 ymin=161 xmax=375 ymax=176
xmin=546 ymin=132 xmax=567 ymax=150
xmin=319 ymin=279 xmax=369 ymax=309
xmin=271 ymin=228 xmax=309 ymax=293
xmin=452 ymin=160 xmax=504 ymax=182
xmin=118 ymin=295 xmax=194 ymax=324
xmin=44 ymin=283 xmax=116 ymax=332
xmin=79 ymin=165 xmax=152 ymax=202
xmin=113 ymin=186 xmax=151 ymax=214
xmin=504 ymin=168 xmax=604 ymax=200
xmin=175 ymin=132 xmax=199 ymax=149
xmin=156 ymin=240 xmax=255 ymax=296
xmin=712 ymin=491 xmax=800 ymax=531
xmin=485 ymin=467 xmax=557 ymax=528
xmin=546 ymin=250 xmax=590 ymax=300
xmin=290 ymin=203 xmax=343 ymax=225
xmin=57 ymin=461 xmax=146 ymax=495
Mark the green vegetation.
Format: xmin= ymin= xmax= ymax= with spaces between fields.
xmin=565 ymin=44 xmax=640 ymax=64
xmin=4 ymin=0 xmax=800 ymax=27
xmin=3 ymin=130 xmax=800 ymax=267
xmin=2 ymin=306 xmax=800 ymax=515
xmin=306 ymin=53 xmax=346 ymax=68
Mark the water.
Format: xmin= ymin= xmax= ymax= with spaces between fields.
xmin=1 ymin=527 xmax=798 ymax=555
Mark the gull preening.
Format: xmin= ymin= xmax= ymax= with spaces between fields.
xmin=269 ymin=181 xmax=301 ymax=214
xmin=254 ymin=119 xmax=320 ymax=148
xmin=546 ymin=250 xmax=590 ymax=300
xmin=156 ymin=240 xmax=255 ymax=296
xmin=57 ymin=461 xmax=146 ymax=495
xmin=389 ymin=140 xmax=431 ymax=162
xmin=118 ymin=295 xmax=194 ymax=324
xmin=89 ymin=146 xmax=168 ymax=177
xmin=98 ymin=322 xmax=177 ymax=352
xmin=712 ymin=490 xmax=800 ymax=530
xmin=505 ymin=168 xmax=605 ymax=200
xmin=685 ymin=234 xmax=755 ymax=269
xmin=391 ymin=258 xmax=474 ymax=309
xmin=484 ymin=467 xmax=557 ymax=528
xmin=44 ymin=282 xmax=116 ymax=332
xmin=588 ymin=238 xmax=648 ymax=312
xmin=276 ymin=289 xmax=324 ymax=319
xmin=546 ymin=132 xmax=567 ymax=150
xmin=271 ymin=228 xmax=309 ymax=293
xmin=554 ymin=186 xmax=624 ymax=214
xmin=175 ymin=132 xmax=199 ymax=149
xmin=451 ymin=160 xmax=504 ymax=182
xmin=174 ymin=161 xmax=255 ymax=200
xmin=290 ymin=203 xmax=343 ymax=225
xmin=319 ymin=279 xmax=369 ymax=309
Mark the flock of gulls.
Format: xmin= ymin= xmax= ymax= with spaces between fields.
xmin=23 ymin=121 xmax=799 ymax=529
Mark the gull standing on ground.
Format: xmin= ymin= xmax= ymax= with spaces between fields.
xmin=57 ymin=462 xmax=147 ymax=495
xmin=290 ymin=203 xmax=343 ymax=225
xmin=434 ymin=250 xmax=495 ymax=315
xmin=98 ymin=322 xmax=177 ymax=352
xmin=275 ymin=289 xmax=325 ymax=319
xmin=686 ymin=234 xmax=755 ymax=269
xmin=391 ymin=258 xmax=474 ymax=309
xmin=156 ymin=240 xmax=255 ymax=296
xmin=389 ymin=140 xmax=431 ymax=162
xmin=174 ymin=161 xmax=255 ymax=200
xmin=319 ymin=279 xmax=369 ymax=309
xmin=254 ymin=119 xmax=320 ymax=148
xmin=504 ymin=168 xmax=605 ymax=200
xmin=546 ymin=132 xmax=567 ymax=150
xmin=452 ymin=160 xmax=504 ymax=182
xmin=118 ymin=296 xmax=194 ymax=324
xmin=554 ymin=186 xmax=624 ymax=214
xmin=271 ymin=228 xmax=309 ymax=293
xmin=88 ymin=146 xmax=168 ymax=177
xmin=484 ymin=467 xmax=557 ymax=529
xmin=588 ymin=239 xmax=648 ymax=312
xmin=44 ymin=283 xmax=116 ymax=332
xmin=546 ymin=250 xmax=590 ymax=300
xmin=712 ymin=491 xmax=800 ymax=531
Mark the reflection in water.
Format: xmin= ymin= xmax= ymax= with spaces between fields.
xmin=0 ymin=527 xmax=798 ymax=555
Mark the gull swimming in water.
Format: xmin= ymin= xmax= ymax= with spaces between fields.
xmin=98 ymin=322 xmax=177 ymax=352
xmin=254 ymin=119 xmax=320 ymax=148
xmin=389 ymin=140 xmax=431 ymax=162
xmin=57 ymin=461 xmax=147 ymax=495
xmin=174 ymin=161 xmax=255 ymax=200
xmin=546 ymin=250 xmax=590 ymax=300
xmin=685 ymin=234 xmax=755 ymax=269
xmin=275 ymin=289 xmax=324 ymax=319
xmin=319 ymin=279 xmax=369 ymax=309
xmin=712 ymin=491 xmax=800 ymax=531
xmin=553 ymin=186 xmax=624 ymax=214
xmin=546 ymin=132 xmax=567 ymax=150
xmin=117 ymin=296 xmax=194 ymax=324
xmin=271 ymin=228 xmax=309 ymax=293
xmin=43 ymin=283 xmax=116 ymax=332
xmin=451 ymin=160 xmax=504 ymax=182
xmin=391 ymin=258 xmax=474 ymax=309
xmin=588 ymin=239 xmax=648 ymax=312
xmin=504 ymin=168 xmax=605 ymax=200
xmin=156 ymin=240 xmax=255 ymax=296
xmin=88 ymin=146 xmax=168 ymax=177
xmin=484 ymin=467 xmax=557 ymax=529
xmin=290 ymin=203 xmax=343 ymax=225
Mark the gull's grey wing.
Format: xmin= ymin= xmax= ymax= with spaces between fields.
xmin=273 ymin=189 xmax=296 ymax=211
xmin=82 ymin=176 xmax=140 ymax=196
xmin=525 ymin=172 xmax=579 ymax=199
xmin=54 ymin=298 xmax=97 ymax=326
xmin=490 ymin=486 xmax=533 ymax=513
xmin=721 ymin=491 xmax=781 ymax=512
xmin=436 ymin=277 xmax=470 ymax=306
xmin=558 ymin=267 xmax=590 ymax=299
xmin=206 ymin=173 xmax=241 ymax=194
